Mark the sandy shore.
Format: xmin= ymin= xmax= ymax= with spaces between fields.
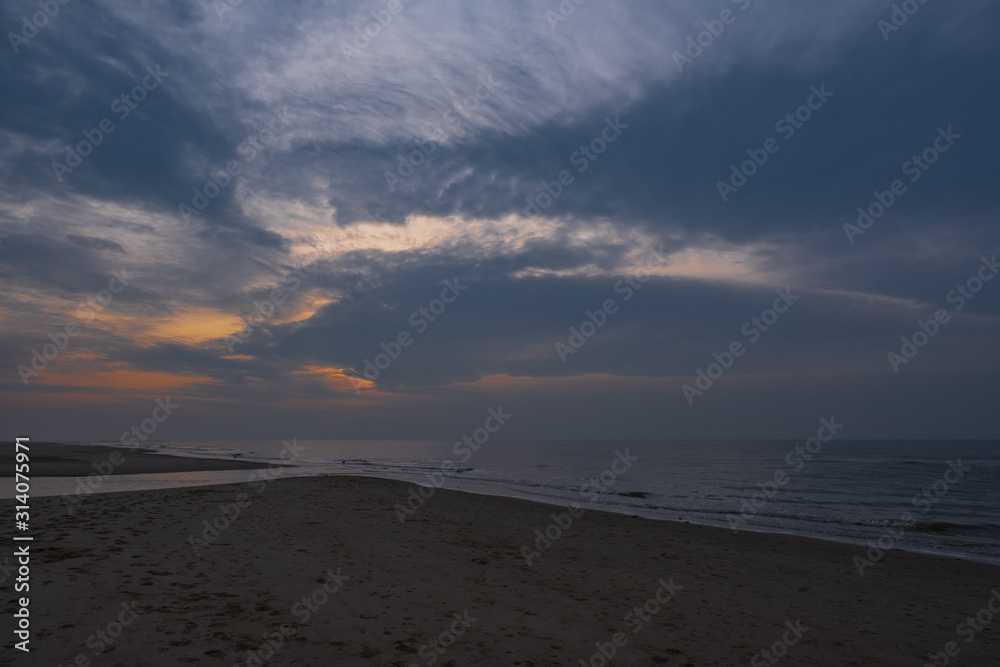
xmin=11 ymin=475 xmax=1000 ymax=666
xmin=0 ymin=443 xmax=280 ymax=477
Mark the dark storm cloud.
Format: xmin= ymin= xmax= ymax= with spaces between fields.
xmin=177 ymin=0 xmax=998 ymax=246
xmin=283 ymin=16 xmax=1000 ymax=241
xmin=176 ymin=237 xmax=993 ymax=392
xmin=0 ymin=231 xmax=125 ymax=293
xmin=0 ymin=0 xmax=287 ymax=248
xmin=66 ymin=234 xmax=125 ymax=252
xmin=5 ymin=0 xmax=996 ymax=245
xmin=2 ymin=0 xmax=999 ymax=438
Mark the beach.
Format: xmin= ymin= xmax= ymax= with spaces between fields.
xmin=14 ymin=470 xmax=1000 ymax=666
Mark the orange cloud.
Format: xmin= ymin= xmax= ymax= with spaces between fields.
xmin=34 ymin=369 xmax=216 ymax=393
xmin=272 ymin=294 xmax=334 ymax=325
xmin=293 ymin=365 xmax=374 ymax=395
xmin=132 ymin=307 xmax=246 ymax=345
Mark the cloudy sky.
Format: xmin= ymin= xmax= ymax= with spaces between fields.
xmin=2 ymin=0 xmax=998 ymax=441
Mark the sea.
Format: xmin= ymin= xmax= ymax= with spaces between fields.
xmin=16 ymin=438 xmax=1000 ymax=565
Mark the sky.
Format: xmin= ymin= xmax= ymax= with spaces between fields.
xmin=1 ymin=0 xmax=998 ymax=441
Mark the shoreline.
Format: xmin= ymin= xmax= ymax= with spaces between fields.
xmin=421 ymin=475 xmax=1000 ymax=569
xmin=0 ymin=442 xmax=287 ymax=477
xmin=21 ymin=475 xmax=1000 ymax=665
xmin=13 ymin=441 xmax=999 ymax=568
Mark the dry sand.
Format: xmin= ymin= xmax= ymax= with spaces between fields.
xmin=10 ymin=474 xmax=1000 ymax=666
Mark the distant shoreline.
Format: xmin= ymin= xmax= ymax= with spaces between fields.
xmin=0 ymin=442 xmax=286 ymax=477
